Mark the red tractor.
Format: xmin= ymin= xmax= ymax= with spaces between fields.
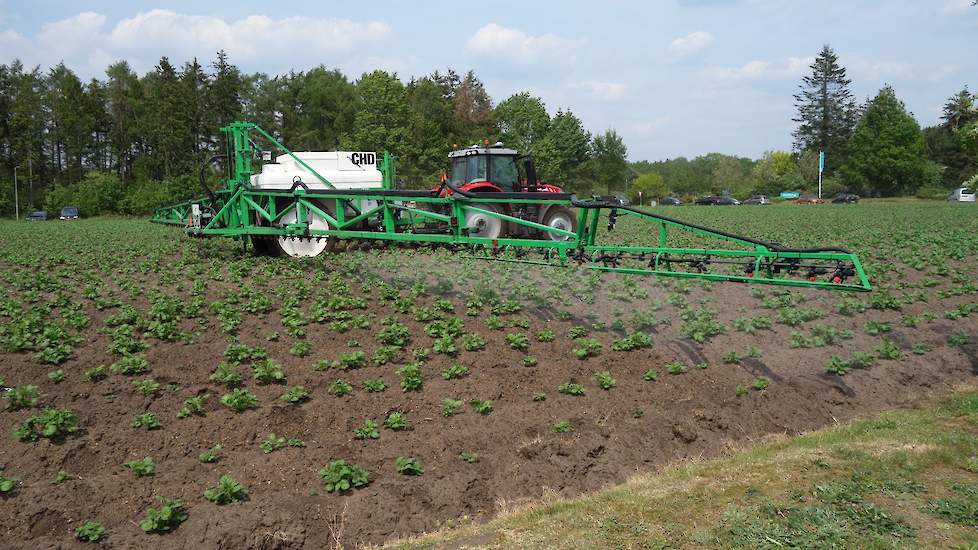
xmin=435 ymin=141 xmax=577 ymax=241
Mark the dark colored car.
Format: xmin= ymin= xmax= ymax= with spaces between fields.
xmin=742 ymin=195 xmax=771 ymax=205
xmin=660 ymin=197 xmax=682 ymax=206
xmin=831 ymin=193 xmax=859 ymax=204
xmin=695 ymin=195 xmax=740 ymax=205
xmin=26 ymin=210 xmax=47 ymax=221
xmin=60 ymin=206 xmax=80 ymax=220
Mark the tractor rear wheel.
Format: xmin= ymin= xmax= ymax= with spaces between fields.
xmin=541 ymin=206 xmax=577 ymax=241
xmin=464 ymin=203 xmax=504 ymax=239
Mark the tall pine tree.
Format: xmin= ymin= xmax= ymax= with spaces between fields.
xmin=452 ymin=70 xmax=494 ymax=142
xmin=405 ymin=76 xmax=455 ymax=186
xmin=942 ymin=87 xmax=976 ymax=130
xmin=792 ymin=45 xmax=857 ymax=174
xmin=205 ymin=50 xmax=244 ymax=155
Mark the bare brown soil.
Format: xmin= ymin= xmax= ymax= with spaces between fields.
xmin=1 ymin=248 xmax=977 ymax=549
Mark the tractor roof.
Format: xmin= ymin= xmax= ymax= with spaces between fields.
xmin=448 ymin=145 xmax=518 ymax=158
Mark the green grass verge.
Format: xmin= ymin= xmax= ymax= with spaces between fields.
xmin=385 ymin=388 xmax=978 ymax=549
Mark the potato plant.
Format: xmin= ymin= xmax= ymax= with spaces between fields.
xmin=2 ymin=206 xmax=978 ymax=546
xmin=74 ymin=521 xmax=106 ymax=542
xmin=204 ymin=474 xmax=248 ymax=504
xmin=139 ymin=498 xmax=187 ymax=533
xmin=319 ymin=460 xmax=370 ymax=493
xmin=395 ymin=456 xmax=424 ymax=476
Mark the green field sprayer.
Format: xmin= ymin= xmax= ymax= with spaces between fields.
xmin=152 ymin=121 xmax=871 ymax=292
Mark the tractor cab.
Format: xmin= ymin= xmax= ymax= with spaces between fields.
xmin=446 ymin=142 xmax=546 ymax=193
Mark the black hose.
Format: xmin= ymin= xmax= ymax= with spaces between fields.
xmin=199 ymin=155 xmax=227 ymax=206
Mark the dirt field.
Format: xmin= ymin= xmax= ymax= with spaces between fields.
xmin=1 ymin=207 xmax=977 ymax=548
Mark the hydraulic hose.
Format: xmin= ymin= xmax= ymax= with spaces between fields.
xmin=199 ymin=155 xmax=227 ymax=206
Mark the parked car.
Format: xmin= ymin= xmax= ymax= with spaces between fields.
xmin=742 ymin=195 xmax=771 ymax=205
xmin=60 ymin=205 xmax=80 ymax=220
xmin=796 ymin=195 xmax=825 ymax=205
xmin=949 ymin=188 xmax=976 ymax=203
xmin=695 ymin=195 xmax=740 ymax=205
xmin=25 ymin=210 xmax=47 ymax=221
xmin=831 ymin=192 xmax=860 ymax=204
xmin=660 ymin=196 xmax=682 ymax=206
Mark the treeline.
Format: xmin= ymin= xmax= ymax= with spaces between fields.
xmin=3 ymin=46 xmax=975 ymax=216
xmin=0 ymin=52 xmax=628 ymax=215
xmin=631 ymin=46 xmax=978 ymax=203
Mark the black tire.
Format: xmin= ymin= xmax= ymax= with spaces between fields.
xmin=251 ymin=235 xmax=282 ymax=257
xmin=540 ymin=206 xmax=577 ymax=241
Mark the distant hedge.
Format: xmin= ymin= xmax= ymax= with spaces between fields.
xmin=42 ymin=172 xmax=200 ymax=217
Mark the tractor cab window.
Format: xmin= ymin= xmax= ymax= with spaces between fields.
xmin=449 ymin=155 xmax=487 ymax=186
xmin=490 ymin=155 xmax=519 ymax=191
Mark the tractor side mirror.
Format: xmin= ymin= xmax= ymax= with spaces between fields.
xmin=523 ymin=158 xmax=539 ymax=191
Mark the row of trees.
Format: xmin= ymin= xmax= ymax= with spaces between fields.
xmin=0 ymin=53 xmax=628 ymax=215
xmin=631 ymin=46 xmax=977 ymax=202
xmin=3 ymin=43 xmax=975 ymax=214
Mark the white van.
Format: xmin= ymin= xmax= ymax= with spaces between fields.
xmin=949 ymin=188 xmax=976 ymax=202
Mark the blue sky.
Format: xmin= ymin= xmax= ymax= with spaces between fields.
xmin=1 ymin=0 xmax=975 ymax=161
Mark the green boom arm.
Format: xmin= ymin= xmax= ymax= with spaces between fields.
xmin=152 ymin=121 xmax=871 ymax=292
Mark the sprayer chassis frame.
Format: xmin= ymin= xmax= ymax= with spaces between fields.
xmin=151 ymin=121 xmax=871 ymax=292
xmin=154 ymin=188 xmax=870 ymax=291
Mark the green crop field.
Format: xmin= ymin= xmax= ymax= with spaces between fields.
xmin=1 ymin=201 xmax=977 ymax=548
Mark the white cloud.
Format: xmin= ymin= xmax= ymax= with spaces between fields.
xmin=106 ymin=10 xmax=390 ymax=60
xmin=630 ymin=116 xmax=672 ymax=135
xmin=38 ymin=11 xmax=107 ymax=44
xmin=0 ymin=10 xmax=391 ymax=76
xmin=669 ymin=31 xmax=714 ymax=59
xmin=708 ymin=56 xmax=814 ymax=81
xmin=573 ymin=80 xmax=627 ymax=100
xmin=868 ymin=62 xmax=913 ymax=79
xmin=467 ymin=23 xmax=563 ymax=63
xmin=709 ymin=60 xmax=771 ymax=80
xmin=928 ymin=64 xmax=959 ymax=82
xmin=785 ymin=56 xmax=815 ymax=75
xmin=942 ymin=0 xmax=974 ymax=15
xmin=0 ymin=28 xmax=26 ymax=52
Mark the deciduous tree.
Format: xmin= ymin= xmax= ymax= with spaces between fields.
xmin=841 ymin=86 xmax=933 ymax=196
xmin=494 ymin=92 xmax=550 ymax=156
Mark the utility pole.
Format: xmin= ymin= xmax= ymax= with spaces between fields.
xmin=13 ymin=166 xmax=20 ymax=220
xmin=28 ymin=156 xmax=33 ymax=206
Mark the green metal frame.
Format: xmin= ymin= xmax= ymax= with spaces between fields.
xmin=152 ymin=121 xmax=871 ymax=292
